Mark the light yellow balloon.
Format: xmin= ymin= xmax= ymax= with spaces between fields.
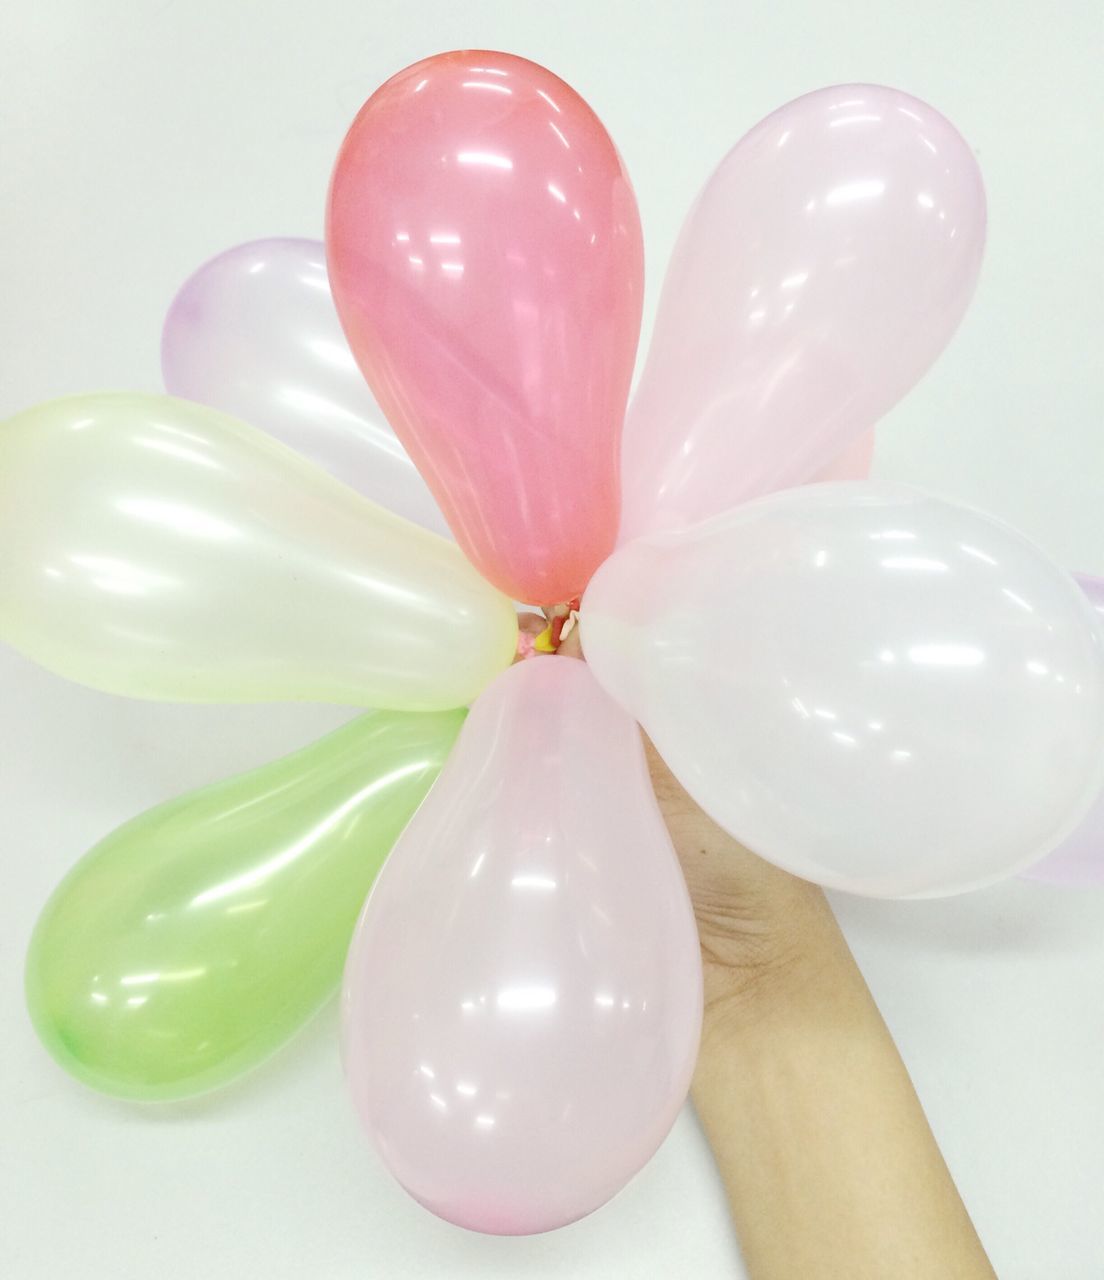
xmin=0 ymin=394 xmax=517 ymax=709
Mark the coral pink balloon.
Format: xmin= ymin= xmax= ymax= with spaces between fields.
xmin=620 ymin=85 xmax=986 ymax=540
xmin=1022 ymin=573 xmax=1104 ymax=886
xmin=327 ymin=52 xmax=644 ymax=604
xmin=342 ymin=656 xmax=702 ymax=1234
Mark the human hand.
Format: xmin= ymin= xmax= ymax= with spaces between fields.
xmin=640 ymin=733 xmax=836 ymax=1015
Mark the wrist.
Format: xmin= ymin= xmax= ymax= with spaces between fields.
xmin=696 ymin=883 xmax=851 ymax=1033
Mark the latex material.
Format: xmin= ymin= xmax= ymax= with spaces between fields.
xmin=1022 ymin=573 xmax=1104 ymax=886
xmin=0 ymin=394 xmax=517 ymax=708
xmin=620 ymin=85 xmax=986 ymax=540
xmin=812 ymin=431 xmax=875 ymax=483
xmin=582 ymin=484 xmax=1104 ymax=898
xmin=327 ymin=51 xmax=644 ymax=605
xmin=162 ymin=238 xmax=449 ymax=535
xmin=342 ymin=657 xmax=702 ymax=1234
xmin=25 ymin=708 xmax=463 ymax=1101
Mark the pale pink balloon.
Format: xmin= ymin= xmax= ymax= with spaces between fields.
xmin=342 ymin=656 xmax=702 ymax=1234
xmin=812 ymin=431 xmax=875 ymax=483
xmin=620 ymin=85 xmax=986 ymax=540
xmin=1022 ymin=573 xmax=1104 ymax=886
xmin=327 ymin=52 xmax=644 ymax=605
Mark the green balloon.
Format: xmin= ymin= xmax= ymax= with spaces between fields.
xmin=25 ymin=708 xmax=464 ymax=1101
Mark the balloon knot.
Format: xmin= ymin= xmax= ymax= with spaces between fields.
xmin=515 ymin=601 xmax=580 ymax=660
xmin=539 ymin=599 xmax=580 ymax=652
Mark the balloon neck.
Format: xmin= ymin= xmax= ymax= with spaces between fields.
xmin=515 ymin=601 xmax=580 ymax=659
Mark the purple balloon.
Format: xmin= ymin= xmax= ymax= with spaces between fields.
xmin=162 ymin=238 xmax=449 ymax=535
xmin=1023 ymin=573 xmax=1104 ymax=886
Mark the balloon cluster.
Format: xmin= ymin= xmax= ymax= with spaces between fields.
xmin=6 ymin=52 xmax=1103 ymax=1235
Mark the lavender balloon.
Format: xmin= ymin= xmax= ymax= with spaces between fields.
xmin=1022 ymin=573 xmax=1104 ymax=886
xmin=162 ymin=238 xmax=448 ymax=534
xmin=342 ymin=656 xmax=702 ymax=1234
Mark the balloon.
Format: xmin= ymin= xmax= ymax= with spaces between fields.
xmin=1021 ymin=573 xmax=1104 ymax=886
xmin=620 ymin=85 xmax=986 ymax=541
xmin=1076 ymin=571 xmax=1104 ymax=622
xmin=327 ymin=51 xmax=644 ymax=605
xmin=582 ymin=483 xmax=1104 ymax=898
xmin=161 ymin=238 xmax=449 ymax=535
xmin=342 ymin=656 xmax=702 ymax=1234
xmin=0 ymin=394 xmax=517 ymax=708
xmin=25 ymin=708 xmax=463 ymax=1100
xmin=1022 ymin=787 xmax=1104 ymax=888
xmin=812 ymin=431 xmax=875 ymax=483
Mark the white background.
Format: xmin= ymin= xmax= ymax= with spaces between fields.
xmin=1 ymin=2 xmax=1101 ymax=1276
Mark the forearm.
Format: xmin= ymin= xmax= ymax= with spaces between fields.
xmin=692 ymin=895 xmax=996 ymax=1280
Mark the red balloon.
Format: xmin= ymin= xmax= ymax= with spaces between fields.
xmin=326 ymin=51 xmax=643 ymax=605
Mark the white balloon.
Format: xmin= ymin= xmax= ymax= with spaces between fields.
xmin=581 ymin=483 xmax=1104 ymax=898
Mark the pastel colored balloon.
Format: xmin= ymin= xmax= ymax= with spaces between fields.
xmin=582 ymin=484 xmax=1104 ymax=898
xmin=620 ymin=85 xmax=986 ymax=541
xmin=161 ymin=238 xmax=449 ymax=535
xmin=0 ymin=394 xmax=516 ymax=708
xmin=342 ymin=657 xmax=702 ymax=1234
xmin=327 ymin=51 xmax=644 ymax=605
xmin=1021 ymin=572 xmax=1104 ymax=886
xmin=25 ymin=707 xmax=463 ymax=1101
xmin=812 ymin=431 xmax=875 ymax=483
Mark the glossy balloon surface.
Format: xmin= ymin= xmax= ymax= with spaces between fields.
xmin=162 ymin=238 xmax=449 ymax=535
xmin=583 ymin=484 xmax=1104 ymax=897
xmin=26 ymin=708 xmax=463 ymax=1100
xmin=0 ymin=394 xmax=516 ymax=708
xmin=327 ymin=51 xmax=643 ymax=604
xmin=343 ymin=657 xmax=702 ymax=1234
xmin=620 ymin=85 xmax=986 ymax=540
xmin=1021 ymin=572 xmax=1104 ymax=886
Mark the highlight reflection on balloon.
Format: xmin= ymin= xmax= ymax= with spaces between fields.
xmin=26 ymin=708 xmax=463 ymax=1100
xmin=582 ymin=484 xmax=1104 ymax=897
xmin=342 ymin=657 xmax=702 ymax=1234
xmin=0 ymin=393 xmax=516 ymax=709
xmin=620 ymin=85 xmax=986 ymax=540
xmin=327 ymin=50 xmax=644 ymax=604
xmin=162 ymin=238 xmax=449 ymax=535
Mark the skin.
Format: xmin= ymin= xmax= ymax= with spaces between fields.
xmin=557 ymin=627 xmax=996 ymax=1280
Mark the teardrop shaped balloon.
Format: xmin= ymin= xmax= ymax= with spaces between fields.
xmin=620 ymin=85 xmax=986 ymax=540
xmin=327 ymin=51 xmax=644 ymax=605
xmin=25 ymin=707 xmax=463 ymax=1101
xmin=1021 ymin=573 xmax=1104 ymax=886
xmin=583 ymin=484 xmax=1104 ymax=898
xmin=0 ymin=393 xmax=516 ymax=708
xmin=342 ymin=657 xmax=702 ymax=1234
xmin=162 ymin=238 xmax=449 ymax=535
